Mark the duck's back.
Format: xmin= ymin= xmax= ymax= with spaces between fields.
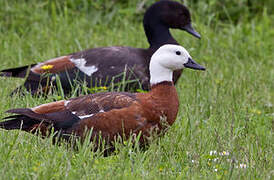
xmin=55 ymin=46 xmax=154 ymax=92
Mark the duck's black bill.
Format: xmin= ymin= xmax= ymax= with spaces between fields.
xmin=184 ymin=58 xmax=206 ymax=71
xmin=182 ymin=23 xmax=201 ymax=39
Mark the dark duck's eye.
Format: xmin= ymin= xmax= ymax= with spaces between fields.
xmin=176 ymin=51 xmax=181 ymax=55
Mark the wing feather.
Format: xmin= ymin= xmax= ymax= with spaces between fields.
xmin=66 ymin=92 xmax=137 ymax=117
xmin=31 ymin=56 xmax=75 ymax=74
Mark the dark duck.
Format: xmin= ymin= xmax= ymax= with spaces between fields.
xmin=0 ymin=45 xmax=205 ymax=148
xmin=0 ymin=0 xmax=201 ymax=96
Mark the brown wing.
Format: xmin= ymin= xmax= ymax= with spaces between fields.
xmin=65 ymin=92 xmax=137 ymax=117
xmin=31 ymin=56 xmax=75 ymax=74
xmin=31 ymin=92 xmax=137 ymax=118
xmin=31 ymin=100 xmax=67 ymax=114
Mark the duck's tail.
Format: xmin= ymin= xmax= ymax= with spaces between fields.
xmin=0 ymin=108 xmax=80 ymax=138
xmin=0 ymin=108 xmax=49 ymax=135
xmin=0 ymin=64 xmax=36 ymax=78
xmin=0 ymin=65 xmax=48 ymax=96
xmin=0 ymin=115 xmax=39 ymax=131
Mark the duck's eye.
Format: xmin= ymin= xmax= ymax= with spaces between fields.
xmin=176 ymin=51 xmax=181 ymax=55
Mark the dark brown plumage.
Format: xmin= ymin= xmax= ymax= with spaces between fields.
xmin=0 ymin=0 xmax=201 ymax=96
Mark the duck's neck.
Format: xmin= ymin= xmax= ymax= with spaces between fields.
xmin=144 ymin=22 xmax=178 ymax=50
xmin=150 ymin=81 xmax=178 ymax=102
xmin=150 ymin=81 xmax=179 ymax=125
xmin=150 ymin=60 xmax=173 ymax=85
xmin=151 ymin=81 xmax=174 ymax=90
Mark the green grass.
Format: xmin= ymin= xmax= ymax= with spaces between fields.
xmin=0 ymin=1 xmax=273 ymax=179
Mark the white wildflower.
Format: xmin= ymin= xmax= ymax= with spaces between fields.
xmin=239 ymin=163 xmax=247 ymax=169
xmin=210 ymin=150 xmax=217 ymax=155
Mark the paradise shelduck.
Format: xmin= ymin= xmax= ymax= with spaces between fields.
xmin=0 ymin=44 xmax=205 ymax=148
xmin=0 ymin=0 xmax=201 ymax=96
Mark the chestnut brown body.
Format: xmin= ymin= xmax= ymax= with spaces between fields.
xmin=0 ymin=81 xmax=179 ymax=146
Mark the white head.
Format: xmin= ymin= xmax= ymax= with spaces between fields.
xmin=149 ymin=44 xmax=205 ymax=85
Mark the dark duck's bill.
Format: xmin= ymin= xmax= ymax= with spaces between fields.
xmin=181 ymin=23 xmax=201 ymax=39
xmin=184 ymin=58 xmax=205 ymax=71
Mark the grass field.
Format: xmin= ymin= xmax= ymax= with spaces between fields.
xmin=0 ymin=0 xmax=273 ymax=179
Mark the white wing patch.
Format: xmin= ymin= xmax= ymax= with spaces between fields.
xmin=71 ymin=111 xmax=94 ymax=119
xmin=70 ymin=58 xmax=98 ymax=76
xmin=71 ymin=109 xmax=104 ymax=119
xmin=78 ymin=114 xmax=94 ymax=119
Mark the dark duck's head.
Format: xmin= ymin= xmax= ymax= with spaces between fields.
xmin=143 ymin=0 xmax=201 ymax=49
xmin=149 ymin=44 xmax=205 ymax=86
